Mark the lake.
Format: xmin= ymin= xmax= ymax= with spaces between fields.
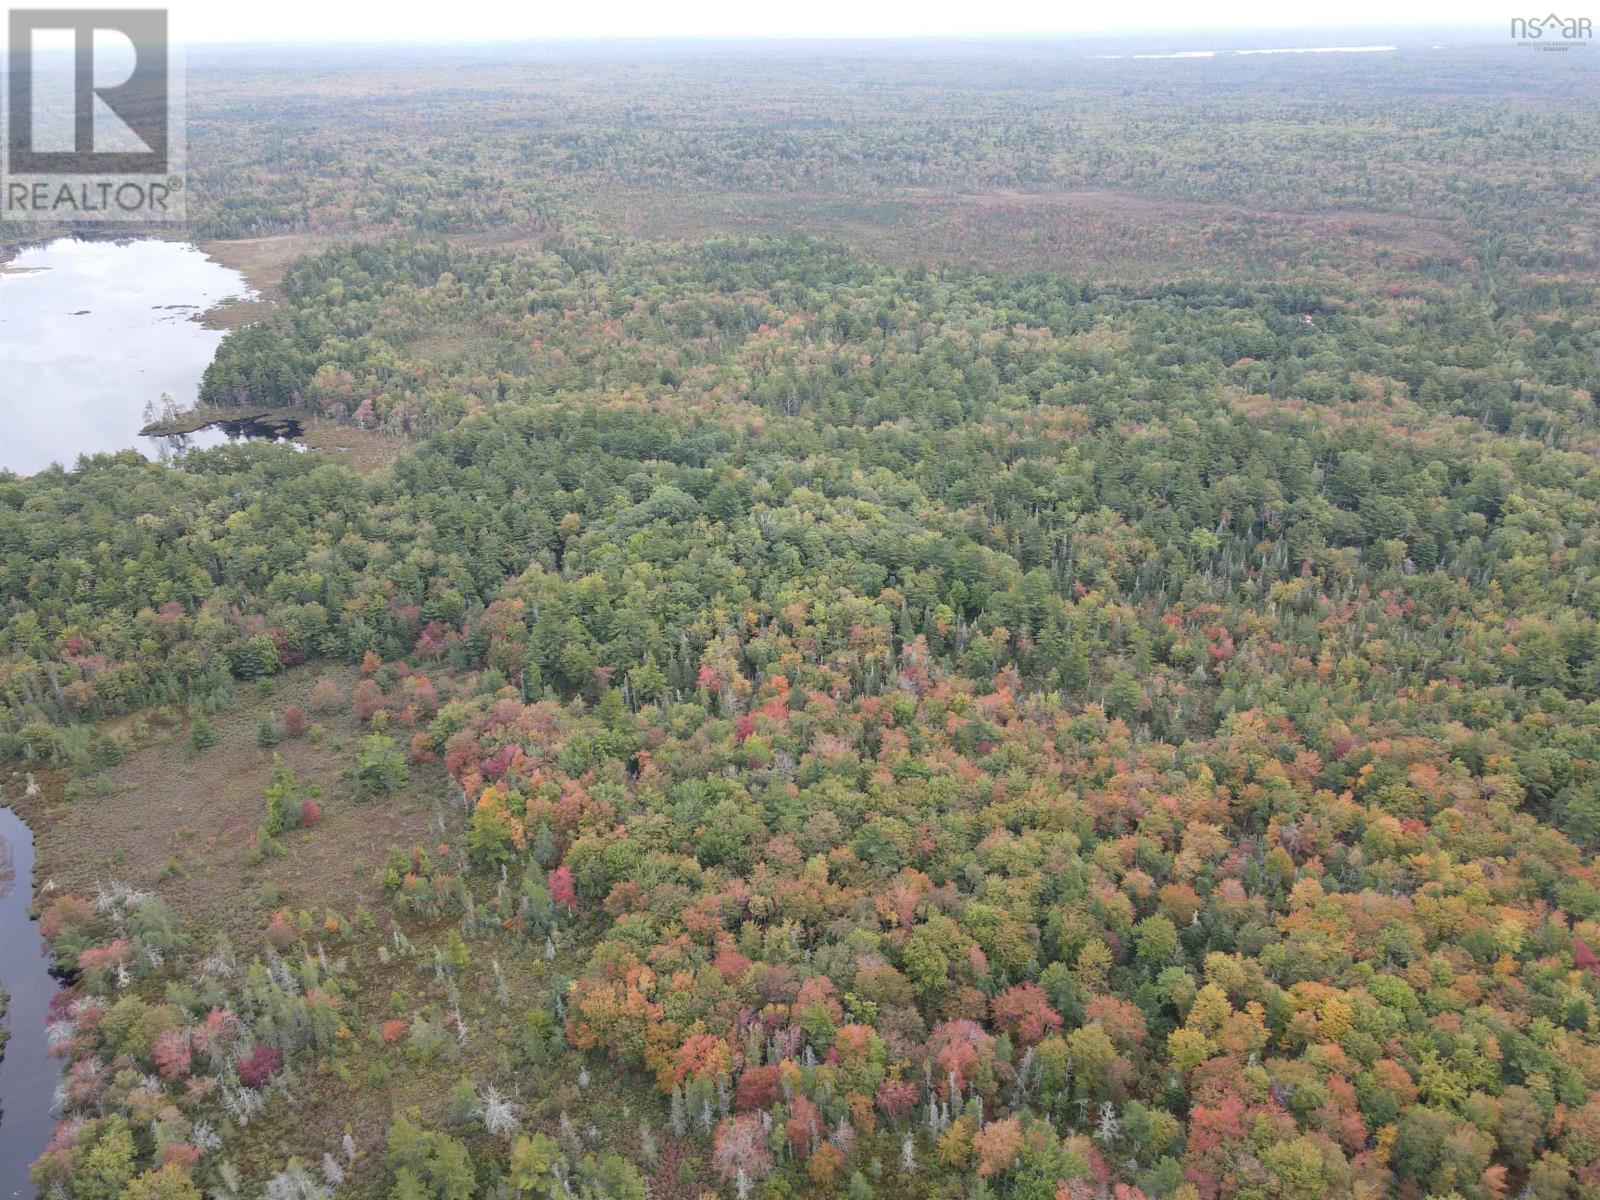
xmin=0 ymin=803 xmax=59 ymax=1200
xmin=0 ymin=237 xmax=295 ymax=476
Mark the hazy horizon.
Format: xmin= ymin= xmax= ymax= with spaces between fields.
xmin=0 ymin=0 xmax=1561 ymax=48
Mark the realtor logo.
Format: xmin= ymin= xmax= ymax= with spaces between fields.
xmin=3 ymin=8 xmax=185 ymax=220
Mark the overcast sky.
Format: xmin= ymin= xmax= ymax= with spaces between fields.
xmin=4 ymin=0 xmax=1539 ymax=45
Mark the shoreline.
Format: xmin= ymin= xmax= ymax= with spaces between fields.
xmin=139 ymin=406 xmax=303 ymax=439
xmin=0 ymin=231 xmax=297 ymax=330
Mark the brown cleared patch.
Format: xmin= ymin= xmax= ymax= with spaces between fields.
xmin=23 ymin=665 xmax=440 ymax=950
xmin=195 ymin=234 xmax=331 ymax=329
xmin=200 ymin=233 xmax=338 ymax=302
xmin=299 ymin=415 xmax=411 ymax=475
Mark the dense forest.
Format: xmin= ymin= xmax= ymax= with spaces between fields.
xmin=3 ymin=35 xmax=1600 ymax=1200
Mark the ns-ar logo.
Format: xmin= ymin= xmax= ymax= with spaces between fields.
xmin=1510 ymin=12 xmax=1594 ymax=41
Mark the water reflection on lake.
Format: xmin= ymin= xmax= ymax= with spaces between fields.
xmin=0 ymin=238 xmax=291 ymax=476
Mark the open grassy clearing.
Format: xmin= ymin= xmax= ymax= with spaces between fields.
xmin=5 ymin=666 xmax=714 ymax=1198
xmin=15 ymin=666 xmax=434 ymax=948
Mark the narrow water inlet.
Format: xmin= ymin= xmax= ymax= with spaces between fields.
xmin=0 ymin=804 xmax=63 ymax=1200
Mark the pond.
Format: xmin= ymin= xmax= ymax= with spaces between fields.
xmin=0 ymin=237 xmax=298 ymax=476
xmin=0 ymin=802 xmax=60 ymax=1200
